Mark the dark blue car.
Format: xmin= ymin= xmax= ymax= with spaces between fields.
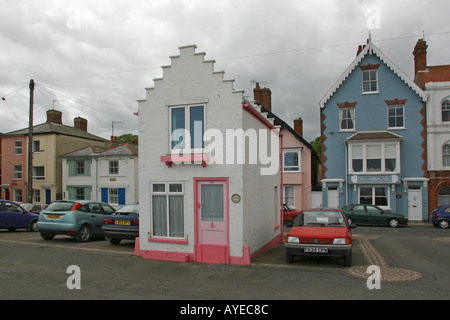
xmin=430 ymin=205 xmax=450 ymax=229
xmin=102 ymin=204 xmax=139 ymax=244
xmin=0 ymin=199 xmax=39 ymax=232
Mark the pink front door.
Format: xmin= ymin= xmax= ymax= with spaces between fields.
xmin=195 ymin=179 xmax=229 ymax=264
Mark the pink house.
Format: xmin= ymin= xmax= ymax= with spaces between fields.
xmin=253 ymin=84 xmax=320 ymax=212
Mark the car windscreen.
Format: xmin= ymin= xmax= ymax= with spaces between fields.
xmin=115 ymin=204 xmax=139 ymax=215
xmin=293 ymin=211 xmax=346 ymax=227
xmin=45 ymin=201 xmax=76 ymax=212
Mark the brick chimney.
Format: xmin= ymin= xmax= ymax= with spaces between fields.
xmin=413 ymin=39 xmax=428 ymax=77
xmin=47 ymin=109 xmax=62 ymax=124
xmin=253 ymin=82 xmax=272 ymax=112
xmin=74 ymin=117 xmax=88 ymax=132
xmin=294 ymin=117 xmax=303 ymax=136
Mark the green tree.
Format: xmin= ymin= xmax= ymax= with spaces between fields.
xmin=117 ymin=133 xmax=138 ymax=144
xmin=310 ymin=136 xmax=321 ymax=159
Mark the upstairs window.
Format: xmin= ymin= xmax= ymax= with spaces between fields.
xmin=14 ymin=141 xmax=22 ymax=155
xmin=362 ymin=69 xmax=378 ymax=93
xmin=388 ymin=104 xmax=405 ymax=129
xmin=443 ymin=144 xmax=450 ymax=167
xmin=339 ymin=107 xmax=355 ymax=131
xmin=442 ymin=100 xmax=450 ymax=122
xmin=283 ymin=149 xmax=301 ymax=172
xmin=349 ymin=143 xmax=399 ymax=174
xmin=170 ymin=105 xmax=205 ymax=151
xmin=109 ymin=160 xmax=119 ymax=175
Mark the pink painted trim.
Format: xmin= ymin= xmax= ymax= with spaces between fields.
xmin=148 ymin=237 xmax=188 ymax=244
xmin=251 ymin=234 xmax=283 ymax=259
xmin=280 ymin=134 xmax=284 ymax=236
xmin=161 ymin=154 xmax=210 ymax=168
xmin=242 ymin=103 xmax=280 ymax=134
xmin=142 ymin=250 xmax=193 ymax=263
xmin=194 ymin=177 xmax=230 ymax=263
xmin=229 ymin=245 xmax=251 ymax=265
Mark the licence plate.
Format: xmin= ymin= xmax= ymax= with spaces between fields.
xmin=115 ymin=220 xmax=131 ymax=225
xmin=304 ymin=247 xmax=328 ymax=253
xmin=47 ymin=215 xmax=61 ymax=219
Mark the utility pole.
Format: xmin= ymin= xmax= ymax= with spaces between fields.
xmin=27 ymin=79 xmax=35 ymax=203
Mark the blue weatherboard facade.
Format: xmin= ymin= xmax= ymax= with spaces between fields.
xmin=320 ymin=38 xmax=429 ymax=220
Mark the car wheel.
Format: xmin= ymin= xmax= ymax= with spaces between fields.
xmin=438 ymin=219 xmax=449 ymax=229
xmin=29 ymin=220 xmax=38 ymax=232
xmin=109 ymin=238 xmax=121 ymax=245
xmin=40 ymin=231 xmax=55 ymax=240
xmin=344 ymin=251 xmax=352 ymax=267
xmin=75 ymin=224 xmax=91 ymax=242
xmin=389 ymin=218 xmax=399 ymax=228
xmin=286 ymin=253 xmax=294 ymax=263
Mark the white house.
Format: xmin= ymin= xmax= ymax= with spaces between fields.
xmin=61 ymin=143 xmax=139 ymax=207
xmin=136 ymin=45 xmax=282 ymax=265
xmin=413 ymin=38 xmax=450 ymax=208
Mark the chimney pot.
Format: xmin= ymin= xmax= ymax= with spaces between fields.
xmin=294 ymin=117 xmax=303 ymax=136
xmin=253 ymin=83 xmax=272 ymax=112
xmin=413 ymin=39 xmax=428 ymax=77
xmin=74 ymin=117 xmax=88 ymax=132
xmin=46 ymin=109 xmax=62 ymax=124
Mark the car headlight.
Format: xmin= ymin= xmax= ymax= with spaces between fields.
xmin=333 ymin=238 xmax=346 ymax=245
xmin=287 ymin=236 xmax=300 ymax=243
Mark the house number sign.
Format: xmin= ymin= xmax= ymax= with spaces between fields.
xmin=231 ymin=194 xmax=241 ymax=203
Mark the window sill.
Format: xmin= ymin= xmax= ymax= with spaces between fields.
xmin=161 ymin=153 xmax=210 ymax=168
xmin=148 ymin=236 xmax=188 ymax=244
xmin=362 ymin=91 xmax=380 ymax=95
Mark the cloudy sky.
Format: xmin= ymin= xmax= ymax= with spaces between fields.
xmin=0 ymin=0 xmax=449 ymax=142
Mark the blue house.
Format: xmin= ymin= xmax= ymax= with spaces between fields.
xmin=319 ymin=37 xmax=429 ymax=221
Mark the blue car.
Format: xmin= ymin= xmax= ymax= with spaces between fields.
xmin=0 ymin=199 xmax=39 ymax=232
xmin=102 ymin=204 xmax=139 ymax=244
xmin=37 ymin=200 xmax=116 ymax=242
xmin=430 ymin=205 xmax=450 ymax=229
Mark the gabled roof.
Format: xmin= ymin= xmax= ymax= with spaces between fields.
xmin=5 ymin=121 xmax=108 ymax=142
xmin=320 ymin=37 xmax=427 ymax=108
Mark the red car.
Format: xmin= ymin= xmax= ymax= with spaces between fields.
xmin=284 ymin=208 xmax=354 ymax=267
xmin=283 ymin=204 xmax=301 ymax=224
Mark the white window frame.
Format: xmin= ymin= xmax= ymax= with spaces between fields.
xmin=442 ymin=100 xmax=450 ymax=122
xmin=14 ymin=189 xmax=22 ymax=202
xmin=443 ymin=143 xmax=450 ymax=168
xmin=151 ymin=182 xmax=184 ymax=239
xmin=108 ymin=188 xmax=119 ymax=204
xmin=348 ymin=142 xmax=400 ymax=174
xmin=32 ymin=165 xmax=45 ymax=180
xmin=14 ymin=140 xmax=22 ymax=155
xmin=362 ymin=69 xmax=379 ymax=94
xmin=169 ymin=104 xmax=205 ymax=152
xmin=109 ymin=160 xmax=119 ymax=175
xmin=13 ymin=164 xmax=22 ymax=179
xmin=339 ymin=107 xmax=356 ymax=131
xmin=387 ymin=104 xmax=405 ymax=129
xmin=358 ymin=186 xmax=390 ymax=209
xmin=283 ymin=185 xmax=295 ymax=208
xmin=283 ymin=148 xmax=301 ymax=172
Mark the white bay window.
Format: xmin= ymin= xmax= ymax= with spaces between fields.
xmin=349 ymin=142 xmax=400 ymax=174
